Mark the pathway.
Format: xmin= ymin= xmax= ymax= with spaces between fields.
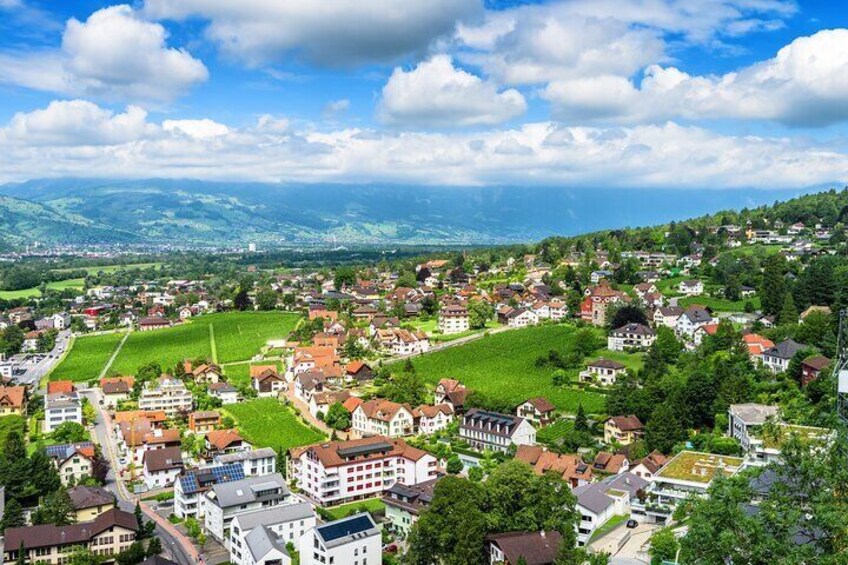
xmin=209 ymin=323 xmax=218 ymax=365
xmin=284 ymin=386 xmax=347 ymax=440
xmin=97 ymin=330 xmax=130 ymax=380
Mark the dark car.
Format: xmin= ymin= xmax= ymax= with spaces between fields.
xmin=626 ymin=519 xmax=639 ymax=529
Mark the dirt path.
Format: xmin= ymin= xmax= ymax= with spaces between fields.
xmin=209 ymin=323 xmax=218 ymax=364
xmin=97 ymin=330 xmax=130 ymax=380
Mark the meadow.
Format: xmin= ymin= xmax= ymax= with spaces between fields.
xmin=402 ymin=324 xmax=607 ymax=414
xmin=52 ymin=263 xmax=163 ymax=275
xmin=678 ymin=295 xmax=761 ymax=312
xmin=49 ymin=332 xmax=125 ymax=382
xmin=203 ymin=312 xmax=300 ymax=363
xmin=223 ymin=361 xmax=284 ymax=388
xmin=0 ymin=278 xmax=86 ymax=300
xmin=223 ymin=398 xmax=325 ymax=453
xmin=0 ymin=416 xmax=25 ymax=452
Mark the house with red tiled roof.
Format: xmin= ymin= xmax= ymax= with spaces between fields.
xmin=515 ymin=445 xmax=592 ymax=488
xmin=47 ymin=380 xmax=75 ymax=394
xmin=516 ymin=397 xmax=556 ymax=426
xmin=205 ymin=429 xmax=251 ymax=455
xmin=351 ymin=399 xmax=416 ymax=438
xmin=413 ymin=404 xmax=454 ymax=434
xmin=592 ymin=451 xmax=630 ymax=474
xmin=801 ymin=355 xmax=831 ymax=387
xmin=0 ymin=385 xmax=27 ymax=416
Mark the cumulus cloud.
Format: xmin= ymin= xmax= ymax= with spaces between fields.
xmin=542 ymin=29 xmax=848 ymax=127
xmin=456 ymin=0 xmax=795 ymax=85
xmin=379 ymin=55 xmax=527 ymax=127
xmin=144 ymin=0 xmax=482 ymax=67
xmin=0 ymin=5 xmax=207 ymax=103
xmin=1 ymin=99 xmax=846 ymax=190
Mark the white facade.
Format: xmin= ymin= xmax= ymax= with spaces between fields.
xmin=299 ymin=513 xmax=381 ymax=565
xmin=44 ymin=392 xmax=83 ymax=433
xmin=351 ymin=403 xmax=415 ymax=438
xmin=138 ymin=377 xmax=194 ymax=417
xmin=230 ymin=504 xmax=315 ymax=565
xmin=459 ymin=410 xmax=536 ymax=453
xmin=202 ymin=474 xmax=290 ymax=542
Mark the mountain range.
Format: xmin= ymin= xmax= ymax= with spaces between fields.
xmin=0 ymin=178 xmax=828 ymax=248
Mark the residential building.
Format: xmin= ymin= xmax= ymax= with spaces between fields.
xmin=459 ymin=409 xmax=536 ymax=453
xmin=505 ymin=308 xmax=540 ymax=328
xmin=202 ymin=473 xmax=290 ymax=542
xmin=487 ymin=531 xmax=562 ymax=565
xmin=516 ymin=397 xmax=556 ymax=426
xmin=174 ymin=463 xmax=247 ymax=520
xmin=630 ymin=451 xmax=669 ymax=481
xmin=652 ymin=306 xmax=684 ymax=330
xmin=138 ymin=376 xmax=193 ymax=417
xmin=728 ymin=404 xmax=779 ymax=451
xmin=351 ymin=399 xmax=416 ymax=438
xmin=3 ymin=509 xmax=138 ymax=565
xmin=592 ymin=451 xmax=629 ymax=474
xmin=68 ymin=485 xmax=115 ymax=522
xmin=383 ymin=478 xmax=440 ymax=539
xmin=433 ymin=379 xmax=468 ymax=412
xmin=143 ymin=446 xmax=184 ymax=489
xmin=213 ymin=448 xmax=277 ymax=478
xmin=206 ymin=429 xmax=252 ymax=456
xmin=575 ymin=472 xmax=648 ymax=546
xmin=580 ymin=280 xmax=628 ymax=327
xmin=743 ymin=334 xmax=775 ymax=365
xmin=230 ymin=503 xmax=315 ymax=565
xmin=189 ymin=410 xmax=221 ymax=434
xmin=762 ymin=339 xmax=806 ymax=373
xmin=46 ymin=442 xmax=96 ymax=486
xmin=414 ymin=404 xmax=454 ymax=435
xmin=375 ymin=328 xmax=430 ymax=355
xmin=438 ymin=304 xmax=470 ymax=335
xmin=209 ymin=382 xmax=240 ymax=405
xmin=0 ymin=385 xmax=27 ymax=416
xmin=44 ymin=390 xmax=83 ymax=433
xmin=100 ymin=377 xmax=135 ymax=409
xmin=676 ymin=307 xmax=716 ymax=338
xmin=579 ymin=359 xmax=626 ymax=386
xmin=604 ymin=415 xmax=644 ymax=445
xmin=514 ymin=445 xmax=592 ymax=488
xmin=252 ymin=368 xmax=286 ymax=398
xmin=608 ymin=323 xmax=656 ymax=351
xmin=308 ymin=390 xmax=351 ymax=419
xmin=678 ymin=280 xmax=704 ymax=296
xmin=801 ymin=355 xmax=831 ymax=386
xmin=289 ymin=436 xmax=438 ymax=506
xmin=299 ymin=513 xmax=381 ymax=565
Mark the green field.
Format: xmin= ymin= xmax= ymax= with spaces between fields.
xmin=401 ymin=324 xmax=606 ymax=414
xmin=223 ymin=398 xmax=325 ymax=453
xmin=536 ymin=419 xmax=575 ymax=446
xmin=52 ymin=262 xmax=163 ymax=275
xmin=325 ymin=498 xmax=385 ymax=520
xmin=0 ymin=278 xmax=86 ymax=300
xmin=108 ymin=311 xmax=300 ymax=374
xmin=223 ymin=361 xmax=284 ymax=388
xmin=678 ymin=295 xmax=761 ymax=313
xmin=655 ymin=276 xmax=687 ymax=296
xmin=586 ymin=349 xmax=645 ymax=372
xmin=49 ymin=332 xmax=125 ymax=382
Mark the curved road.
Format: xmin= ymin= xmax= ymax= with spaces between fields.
xmin=82 ymin=389 xmax=200 ymax=565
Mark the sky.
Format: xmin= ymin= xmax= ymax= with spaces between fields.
xmin=0 ymin=0 xmax=847 ymax=190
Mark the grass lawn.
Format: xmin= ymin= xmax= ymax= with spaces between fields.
xmin=586 ymin=349 xmax=645 ymax=372
xmin=49 ymin=332 xmax=125 ymax=382
xmin=400 ymin=324 xmax=606 ymax=414
xmin=429 ymin=321 xmax=499 ymax=343
xmin=0 ymin=287 xmax=41 ymax=300
xmin=223 ymin=398 xmax=325 ymax=453
xmin=656 ymin=276 xmax=687 ymax=297
xmin=324 ymin=498 xmax=386 ymax=520
xmin=589 ymin=514 xmax=629 ymax=542
xmin=107 ymin=311 xmax=301 ymax=375
xmin=47 ymin=278 xmax=85 ymax=291
xmin=726 ymin=244 xmax=784 ymax=258
xmin=678 ymin=295 xmax=761 ymax=313
xmin=52 ymin=262 xmax=163 ymax=275
xmin=223 ymin=361 xmax=284 ymax=388
xmin=0 ymin=416 xmax=25 ymax=452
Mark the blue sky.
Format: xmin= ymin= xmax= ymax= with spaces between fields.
xmin=0 ymin=0 xmax=847 ymax=189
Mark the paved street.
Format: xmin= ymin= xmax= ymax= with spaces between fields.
xmin=81 ymin=389 xmax=200 ymax=565
xmin=13 ymin=329 xmax=72 ymax=386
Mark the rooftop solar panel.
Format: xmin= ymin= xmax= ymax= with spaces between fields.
xmin=317 ymin=514 xmax=375 ymax=543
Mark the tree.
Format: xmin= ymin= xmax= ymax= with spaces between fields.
xmin=574 ymin=404 xmax=588 ymax=432
xmin=654 ymin=326 xmax=682 ymax=363
xmin=333 ymin=267 xmax=356 ymax=290
xmin=145 ymin=537 xmax=162 ymax=558
xmin=446 ymin=456 xmax=463 ymax=475
xmin=33 ymin=486 xmax=75 ymax=526
xmin=324 ymin=402 xmax=351 ymax=431
xmin=233 ymin=288 xmax=250 ymax=311
xmin=0 ymin=430 xmax=30 ymax=501
xmin=14 ymin=541 xmax=28 ymax=565
xmin=467 ymin=300 xmax=493 ymax=330
xmin=67 ymin=546 xmax=103 ymax=565
xmin=645 ymin=403 xmax=685 ymax=454
xmin=1 ymin=498 xmax=25 ymax=530
xmin=51 ymin=421 xmax=88 ymax=443
xmin=255 ymin=288 xmax=278 ymax=311
xmin=115 ymin=542 xmax=146 ymax=565
xmin=759 ymin=254 xmax=786 ymax=316
xmin=379 ymin=371 xmax=428 ymax=406
xmin=648 ymin=528 xmax=679 ymax=565
xmin=608 ymin=304 xmax=649 ymax=331
xmin=779 ymin=292 xmax=798 ymax=325
xmin=29 ymin=446 xmax=61 ymax=496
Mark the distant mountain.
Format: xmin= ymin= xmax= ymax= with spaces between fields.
xmin=0 ymin=178 xmax=827 ymax=248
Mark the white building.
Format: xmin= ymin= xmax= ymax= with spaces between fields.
xmin=728 ymin=404 xmax=779 ymax=451
xmin=202 ymin=473 xmax=290 ymax=542
xmin=438 ymin=304 xmax=470 ymax=335
xmin=209 ymin=382 xmax=240 ymax=405
xmin=299 ymin=513 xmax=381 ymax=565
xmin=230 ymin=503 xmax=315 ymax=565
xmin=761 ymin=339 xmax=806 ymax=373
xmin=459 ymin=409 xmax=536 ymax=453
xmin=138 ymin=376 xmax=194 ymax=417
xmin=579 ymin=358 xmax=627 ymax=386
xmin=289 ymin=436 xmax=438 ymax=506
xmin=505 ymin=308 xmax=540 ymax=328
xmin=678 ymin=280 xmax=704 ymax=296
xmin=575 ymin=472 xmax=648 ymax=546
xmin=213 ymin=448 xmax=277 ymax=478
xmin=174 ymin=462 xmax=248 ymax=520
xmin=414 ymin=404 xmax=454 ymax=435
xmin=142 ymin=446 xmax=183 ymax=489
xmin=44 ymin=391 xmax=83 ymax=433
xmin=607 ymin=323 xmax=656 ymax=351
xmin=675 ymin=307 xmax=716 ymax=338
xmin=351 ymin=399 xmax=416 ymax=438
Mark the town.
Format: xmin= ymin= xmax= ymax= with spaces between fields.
xmin=0 ymin=189 xmax=844 ymax=564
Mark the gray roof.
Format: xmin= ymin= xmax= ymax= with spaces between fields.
xmin=233 ymin=502 xmax=314 ymax=531
xmin=215 ymin=447 xmax=277 ymax=464
xmin=765 ymin=339 xmax=806 ymax=360
xmin=245 ymin=525 xmax=289 ymax=562
xmin=684 ymin=307 xmax=712 ymax=323
xmin=574 ymin=472 xmax=648 ymax=515
xmin=207 ymin=473 xmax=288 ymax=509
xmin=729 ymin=404 xmax=779 ymax=426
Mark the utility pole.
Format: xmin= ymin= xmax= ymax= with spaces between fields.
xmin=835 ymin=309 xmax=848 ymax=425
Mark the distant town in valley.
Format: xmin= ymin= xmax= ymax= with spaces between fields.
xmin=0 ymin=188 xmax=844 ymax=564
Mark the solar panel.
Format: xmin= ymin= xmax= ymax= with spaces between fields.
xmin=318 ymin=514 xmax=374 ymax=543
xmin=181 ymin=463 xmax=244 ymax=494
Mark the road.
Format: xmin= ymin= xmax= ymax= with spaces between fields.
xmin=14 ymin=329 xmax=72 ymax=386
xmin=81 ymin=389 xmax=200 ymax=565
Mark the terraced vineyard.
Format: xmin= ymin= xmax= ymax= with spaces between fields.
xmin=49 ymin=332 xmax=125 ymax=382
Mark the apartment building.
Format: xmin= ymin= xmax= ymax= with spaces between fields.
xmin=438 ymin=304 xmax=469 ymax=335
xmin=351 ymin=399 xmax=416 ymax=438
xmin=138 ymin=377 xmax=193 ymax=417
xmin=44 ymin=391 xmax=83 ymax=433
xmin=289 ymin=436 xmax=438 ymax=506
xmin=299 ymin=513 xmax=381 ymax=565
xmin=174 ymin=463 xmax=247 ymax=520
xmin=229 ymin=503 xmax=315 ymax=565
xmin=213 ymin=448 xmax=277 ymax=477
xmin=459 ymin=409 xmax=536 ymax=453
xmin=202 ymin=473 xmax=290 ymax=542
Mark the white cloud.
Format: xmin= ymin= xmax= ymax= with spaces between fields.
xmin=1 ymin=100 xmax=846 ymax=190
xmin=143 ymin=0 xmax=482 ymax=66
xmin=456 ymin=0 xmax=795 ymax=85
xmin=0 ymin=4 xmax=207 ymax=103
xmin=379 ymin=55 xmax=526 ymax=126
xmin=324 ymin=99 xmax=351 ymax=117
xmin=542 ymin=29 xmax=848 ymax=127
